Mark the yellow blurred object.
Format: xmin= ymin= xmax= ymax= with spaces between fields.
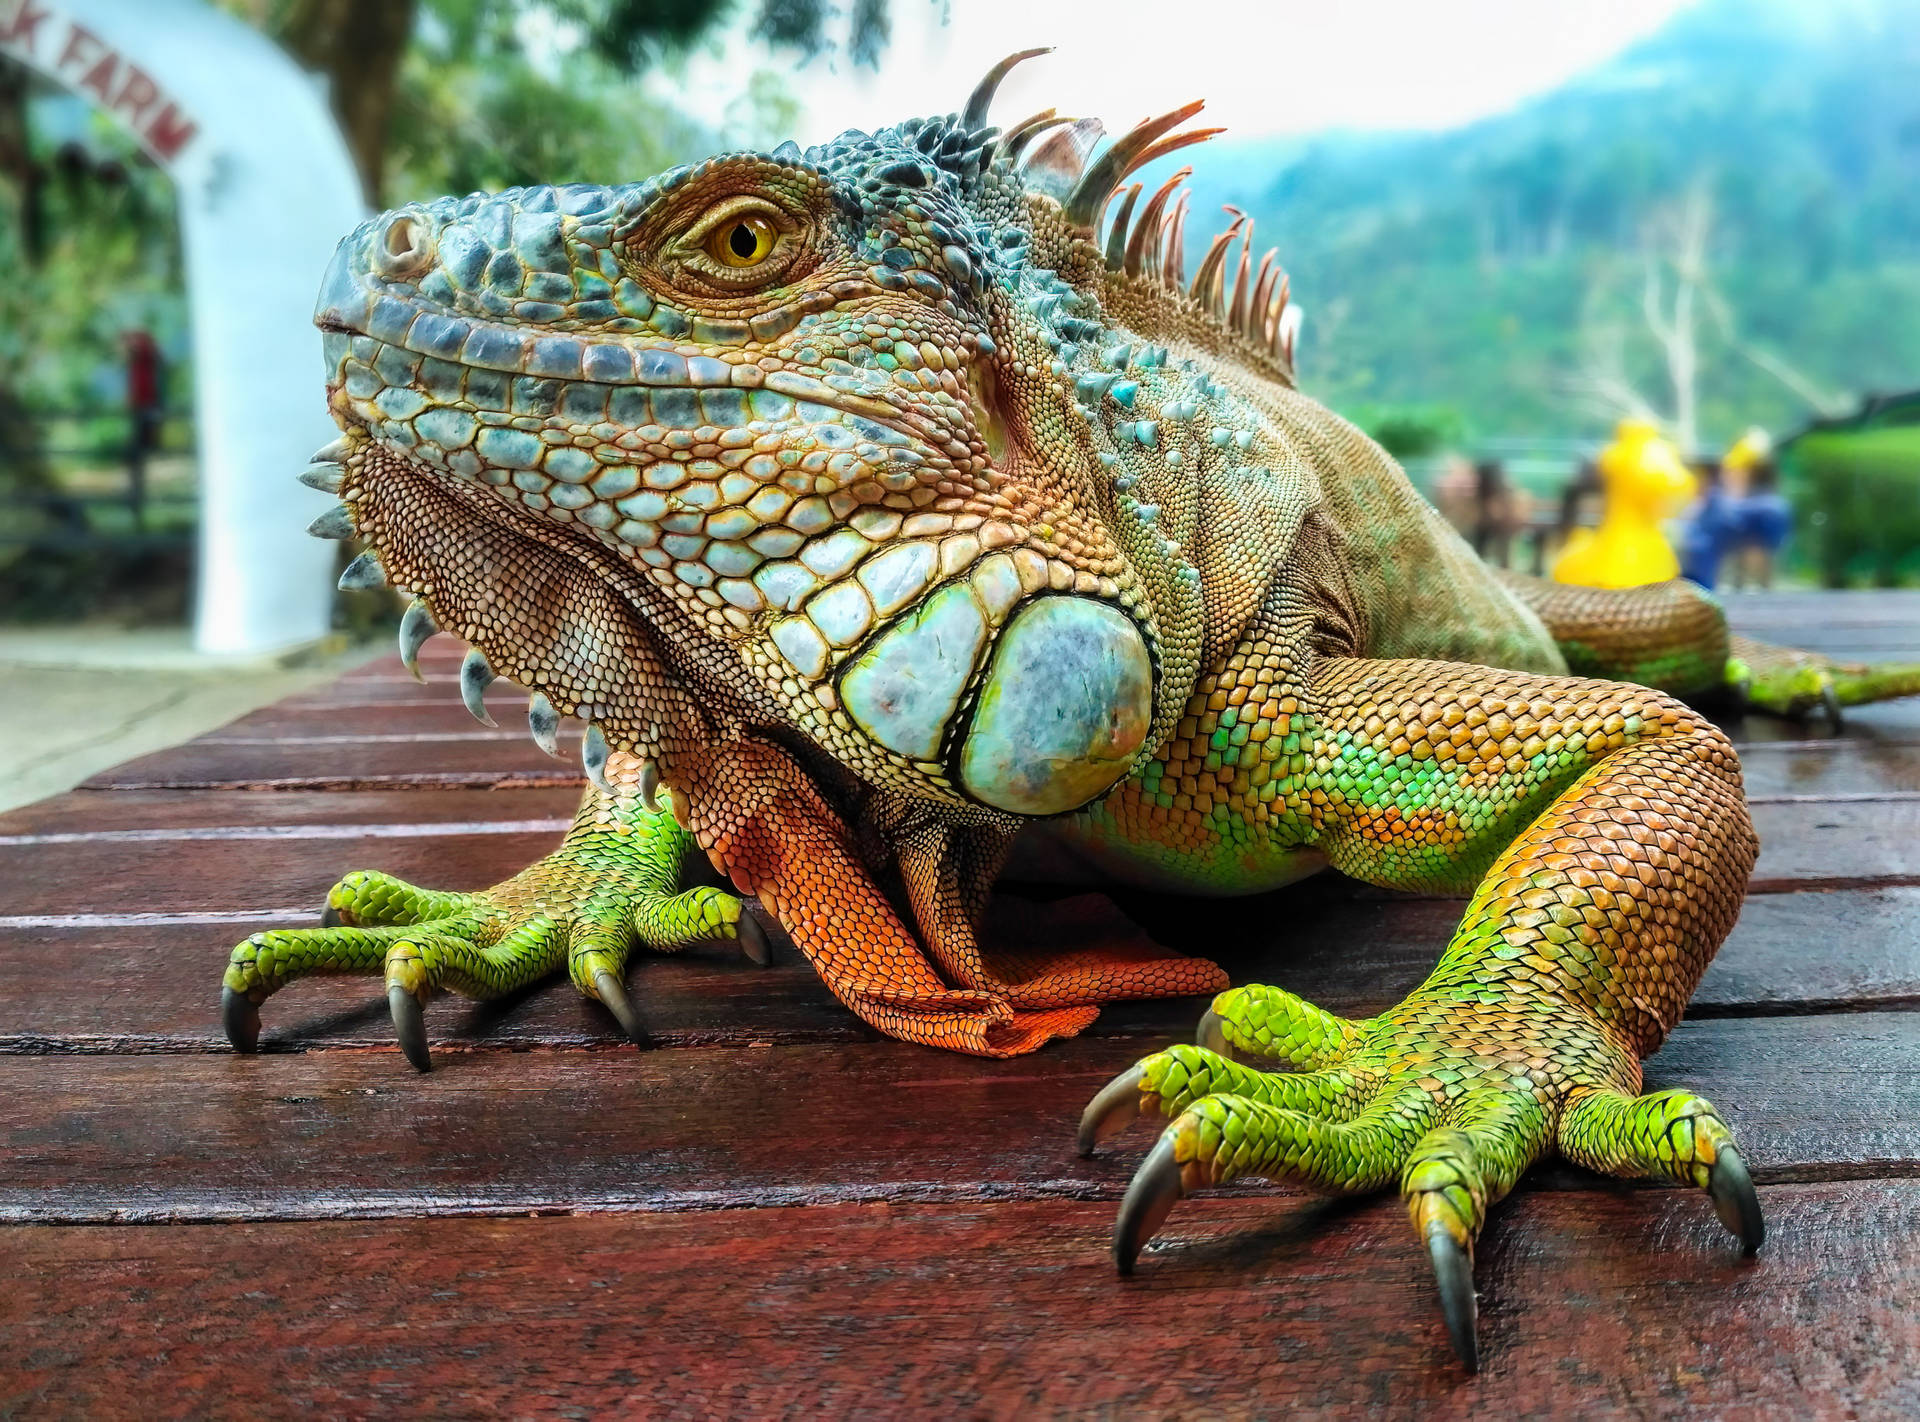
xmin=1722 ymin=426 xmax=1773 ymax=472
xmin=1552 ymin=419 xmax=1697 ymax=588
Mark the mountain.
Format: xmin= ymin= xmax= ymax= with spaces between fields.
xmin=1156 ymin=0 xmax=1920 ymax=446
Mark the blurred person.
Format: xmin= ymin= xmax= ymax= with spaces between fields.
xmin=123 ymin=329 xmax=164 ymax=532
xmin=1679 ymin=457 xmax=1736 ymax=589
xmin=1551 ymin=419 xmax=1695 ymax=587
xmin=1431 ymin=453 xmax=1477 ymax=534
xmin=1723 ymin=428 xmax=1790 ymax=590
xmin=1471 ymin=457 xmax=1518 ymax=567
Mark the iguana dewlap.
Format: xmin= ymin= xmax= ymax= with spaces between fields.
xmin=221 ymin=51 xmax=1920 ymax=1370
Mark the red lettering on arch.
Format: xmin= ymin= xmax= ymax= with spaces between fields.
xmin=1 ymin=2 xmax=51 ymax=52
xmin=144 ymin=103 xmax=198 ymax=163
xmin=112 ymin=65 xmax=159 ymax=127
xmin=56 ymin=20 xmax=98 ymax=72
xmin=76 ymin=51 xmax=117 ymax=104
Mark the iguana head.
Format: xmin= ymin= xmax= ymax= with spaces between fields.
xmin=306 ymin=50 xmax=1300 ymax=820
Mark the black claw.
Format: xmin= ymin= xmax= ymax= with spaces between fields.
xmin=593 ymin=969 xmax=647 ymax=1044
xmin=1427 ymin=1230 xmax=1479 ymax=1373
xmin=738 ymin=911 xmax=771 ymax=967
xmin=1113 ymin=1133 xmax=1186 ymax=1276
xmin=222 ymin=986 xmax=260 ymax=1054
xmin=1195 ymin=1007 xmax=1227 ymax=1055
xmin=388 ymin=984 xmax=431 ymax=1072
xmin=1821 ymin=682 xmax=1844 ymax=734
xmin=321 ymin=903 xmax=344 ymax=928
xmin=1077 ymin=1065 xmax=1146 ymax=1157
xmin=1708 ymin=1147 xmax=1765 ymax=1254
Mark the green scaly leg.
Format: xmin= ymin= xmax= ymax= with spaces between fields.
xmin=222 ymin=793 xmax=763 ymax=1070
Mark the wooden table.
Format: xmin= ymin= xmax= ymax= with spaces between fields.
xmin=4 ymin=592 xmax=1918 ymax=1417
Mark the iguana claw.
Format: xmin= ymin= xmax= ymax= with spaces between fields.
xmin=592 ymin=970 xmax=645 ymax=1043
xmin=1077 ymin=1063 xmax=1147 ymax=1156
xmin=737 ymin=910 xmax=771 ymax=967
xmin=1709 ymin=1145 xmax=1765 ymax=1253
xmin=1194 ymin=1007 xmax=1227 ymax=1054
xmin=221 ymin=986 xmax=260 ymax=1054
xmin=1112 ymin=1133 xmax=1185 ymax=1276
xmin=1427 ymin=1230 xmax=1479 ymax=1372
xmin=388 ymin=985 xmax=431 ymax=1072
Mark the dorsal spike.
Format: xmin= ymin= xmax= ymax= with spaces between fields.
xmin=1126 ymin=126 xmax=1226 ymax=177
xmin=1248 ymin=249 xmax=1280 ymax=339
xmin=1023 ymin=117 xmax=1105 ymax=200
xmin=1161 ymin=193 xmax=1191 ymax=290
xmin=1002 ymin=110 xmax=1068 ymax=164
xmin=1125 ymin=166 xmax=1189 ymax=278
xmin=1103 ymin=182 xmax=1143 ymax=270
xmin=1227 ymin=218 xmax=1255 ymax=334
xmin=1062 ymin=98 xmax=1206 ymax=229
xmin=1268 ymin=273 xmax=1293 ymax=353
xmin=1188 ymin=219 xmax=1242 ymax=312
xmin=963 ymin=48 xmax=1052 ymax=130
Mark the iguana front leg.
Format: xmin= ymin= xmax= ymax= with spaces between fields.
xmin=670 ymin=739 xmax=1225 ymax=1056
xmin=222 ymin=752 xmax=759 ymax=1068
xmin=1081 ymin=659 xmax=1763 ymax=1370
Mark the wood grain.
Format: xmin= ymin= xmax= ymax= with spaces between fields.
xmin=1 ymin=1012 xmax=1912 ymax=1225
xmin=3 ymin=1181 xmax=1915 ymax=1418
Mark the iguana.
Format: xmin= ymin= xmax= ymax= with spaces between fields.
xmin=220 ymin=52 xmax=1920 ymax=1370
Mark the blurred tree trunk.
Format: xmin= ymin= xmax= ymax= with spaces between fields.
xmin=273 ymin=0 xmax=417 ymax=205
xmin=0 ymin=57 xmax=43 ymax=264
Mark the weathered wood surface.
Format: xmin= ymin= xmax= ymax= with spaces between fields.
xmin=3 ymin=590 xmax=1919 ymax=1418
xmin=4 ymin=1183 xmax=1916 ymax=1419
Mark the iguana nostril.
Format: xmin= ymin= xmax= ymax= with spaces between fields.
xmin=376 ymin=212 xmax=434 ymax=278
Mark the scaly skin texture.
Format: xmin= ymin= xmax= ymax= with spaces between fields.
xmin=222 ymin=54 xmax=1919 ymax=1367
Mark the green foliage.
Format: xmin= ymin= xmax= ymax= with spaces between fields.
xmin=1785 ymin=423 xmax=1920 ymax=587
xmin=1347 ymin=404 xmax=1465 ymax=459
xmin=0 ymin=110 xmax=185 ymax=419
xmin=1175 ymin=0 xmax=1920 ymax=444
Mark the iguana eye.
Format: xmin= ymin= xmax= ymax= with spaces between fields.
xmin=676 ymin=198 xmax=797 ymax=288
xmin=710 ymin=214 xmax=776 ymax=268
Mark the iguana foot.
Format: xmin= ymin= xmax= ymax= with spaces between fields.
xmin=1731 ymin=656 xmax=1842 ymax=728
xmin=1079 ymin=983 xmax=1762 ymax=1372
xmin=221 ymin=810 xmax=757 ymax=1069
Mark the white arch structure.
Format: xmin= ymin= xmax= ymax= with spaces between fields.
xmin=1 ymin=0 xmax=365 ymax=653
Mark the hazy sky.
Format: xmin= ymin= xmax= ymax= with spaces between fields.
xmin=660 ymin=0 xmax=1696 ymax=146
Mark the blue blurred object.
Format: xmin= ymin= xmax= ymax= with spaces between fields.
xmin=1680 ymin=468 xmax=1737 ymax=590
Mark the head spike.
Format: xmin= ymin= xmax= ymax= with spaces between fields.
xmin=963 ymin=48 xmax=1052 ymax=130
xmin=1100 ymin=183 xmax=1142 ymax=269
xmin=1062 ymin=99 xmax=1206 ymax=229
xmin=1125 ymin=166 xmax=1189 ymax=278
xmin=1023 ymin=117 xmax=1104 ymax=200
xmin=1002 ymin=110 xmax=1068 ymax=164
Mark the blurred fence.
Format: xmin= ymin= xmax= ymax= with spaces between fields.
xmin=0 ymin=408 xmax=196 ymax=551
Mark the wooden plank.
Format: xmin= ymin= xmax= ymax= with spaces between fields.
xmin=9 ymin=788 xmax=1917 ymax=926
xmin=1749 ymin=799 xmax=1920 ymax=890
xmin=3 ymin=1182 xmax=1914 ymax=1417
xmin=5 ymin=1181 xmax=1915 ymax=1417
xmin=83 ymin=718 xmax=1920 ymax=796
xmin=0 ymin=1012 xmax=1912 ymax=1225
xmin=0 ymin=786 xmax=577 ymax=838
xmin=3 ymin=793 xmax=1918 ymax=1051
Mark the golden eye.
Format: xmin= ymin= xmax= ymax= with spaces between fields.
xmin=708 ymin=214 xmax=776 ymax=268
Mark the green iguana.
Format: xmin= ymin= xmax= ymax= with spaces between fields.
xmin=220 ymin=52 xmax=1920 ymax=1369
